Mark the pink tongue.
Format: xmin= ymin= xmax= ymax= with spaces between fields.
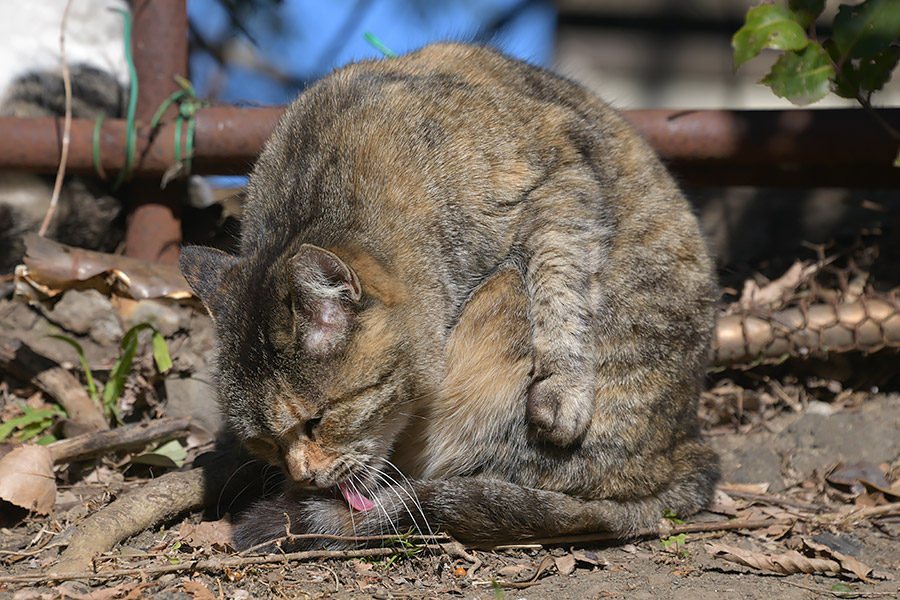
xmin=338 ymin=482 xmax=375 ymax=512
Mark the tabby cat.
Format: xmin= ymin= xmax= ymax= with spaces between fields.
xmin=179 ymin=43 xmax=719 ymax=548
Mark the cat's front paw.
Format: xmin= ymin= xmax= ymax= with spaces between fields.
xmin=526 ymin=375 xmax=593 ymax=447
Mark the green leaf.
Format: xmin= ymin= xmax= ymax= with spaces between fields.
xmin=858 ymin=44 xmax=900 ymax=92
xmin=151 ymin=331 xmax=173 ymax=373
xmin=789 ymin=0 xmax=826 ymax=29
xmin=831 ymin=582 xmax=859 ymax=598
xmin=48 ymin=334 xmax=98 ymax=401
xmin=0 ymin=408 xmax=61 ymax=441
xmin=733 ymin=4 xmax=810 ymax=70
xmin=130 ymin=439 xmax=187 ymax=468
xmin=833 ymin=0 xmax=900 ymax=60
xmin=103 ymin=324 xmax=153 ymax=416
xmin=491 ymin=580 xmax=507 ymax=600
xmin=761 ymin=42 xmax=835 ymax=104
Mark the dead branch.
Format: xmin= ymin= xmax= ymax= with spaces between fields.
xmin=47 ymin=416 xmax=191 ymax=463
xmin=521 ymin=517 xmax=796 ymax=548
xmin=0 ymin=333 xmax=107 ymax=433
xmin=39 ymin=0 xmax=73 ymax=237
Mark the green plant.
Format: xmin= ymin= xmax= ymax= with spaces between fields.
xmin=661 ymin=532 xmax=689 ymax=558
xmin=733 ymin=0 xmax=900 ymax=164
xmin=0 ymin=404 xmax=66 ymax=444
xmin=52 ymin=324 xmax=172 ymax=423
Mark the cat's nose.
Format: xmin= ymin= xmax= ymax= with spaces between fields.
xmin=296 ymin=477 xmax=316 ymax=487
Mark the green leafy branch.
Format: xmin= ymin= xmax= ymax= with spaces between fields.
xmin=733 ymin=0 xmax=900 ymax=164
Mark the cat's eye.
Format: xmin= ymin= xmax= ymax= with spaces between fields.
xmin=244 ymin=437 xmax=279 ymax=458
xmin=305 ymin=417 xmax=322 ymax=440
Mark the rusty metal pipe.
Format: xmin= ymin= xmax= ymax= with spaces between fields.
xmin=123 ymin=0 xmax=189 ymax=264
xmin=0 ymin=108 xmax=897 ymax=186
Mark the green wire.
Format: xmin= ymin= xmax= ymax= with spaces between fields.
xmin=364 ymin=32 xmax=398 ymax=58
xmin=92 ymin=114 xmax=107 ymax=179
xmin=150 ymin=90 xmax=186 ymax=130
xmin=184 ymin=115 xmax=196 ymax=175
xmin=173 ymin=117 xmax=183 ymax=164
xmin=111 ymin=8 xmax=138 ymax=191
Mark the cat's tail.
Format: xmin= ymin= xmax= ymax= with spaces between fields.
xmin=232 ymin=447 xmax=718 ymax=549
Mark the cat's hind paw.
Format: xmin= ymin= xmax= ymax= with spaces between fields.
xmin=526 ymin=374 xmax=593 ymax=447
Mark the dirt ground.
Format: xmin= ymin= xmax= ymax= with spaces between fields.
xmin=1 ymin=197 xmax=900 ymax=599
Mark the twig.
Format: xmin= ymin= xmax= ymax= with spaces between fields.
xmin=843 ymin=502 xmax=900 ymax=521
xmin=238 ymin=532 xmax=452 ymax=556
xmin=39 ymin=0 xmax=74 ymax=237
xmin=0 ymin=545 xmax=456 ymax=584
xmin=780 ymin=579 xmax=899 ymax=598
xmin=521 ymin=517 xmax=797 ymax=547
xmin=47 ymin=416 xmax=191 ymax=463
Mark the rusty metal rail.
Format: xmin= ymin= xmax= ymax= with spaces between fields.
xmin=2 ymin=108 xmax=898 ymax=187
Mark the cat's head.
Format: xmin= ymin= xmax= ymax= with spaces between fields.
xmin=180 ymin=243 xmax=411 ymax=503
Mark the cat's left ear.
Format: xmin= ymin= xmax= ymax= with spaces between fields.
xmin=288 ymin=244 xmax=362 ymax=356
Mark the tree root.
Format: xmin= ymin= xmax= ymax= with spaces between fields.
xmin=53 ymin=450 xmax=253 ymax=573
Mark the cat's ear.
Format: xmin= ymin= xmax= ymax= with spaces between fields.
xmin=179 ymin=245 xmax=239 ymax=321
xmin=288 ymin=244 xmax=362 ymax=356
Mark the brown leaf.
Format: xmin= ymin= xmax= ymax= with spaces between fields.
xmin=0 ymin=443 xmax=55 ymax=514
xmin=554 ymin=554 xmax=576 ymax=575
xmin=54 ymin=581 xmax=138 ymax=600
xmin=182 ymin=580 xmax=217 ymax=600
xmin=800 ymin=538 xmax=872 ymax=581
xmin=719 ymin=482 xmax=770 ymax=495
xmin=572 ymin=548 xmax=608 ymax=567
xmin=18 ymin=234 xmax=193 ymax=302
xmin=706 ymin=542 xmax=842 ymax=576
xmin=178 ymin=519 xmax=234 ymax=552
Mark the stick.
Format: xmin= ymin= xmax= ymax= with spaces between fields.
xmin=2 ymin=544 xmax=469 ymax=585
xmin=47 ymin=416 xmax=191 ymax=463
xmin=0 ymin=334 xmax=107 ymax=432
xmin=39 ymin=0 xmax=74 ymax=237
xmin=518 ymin=517 xmax=796 ymax=548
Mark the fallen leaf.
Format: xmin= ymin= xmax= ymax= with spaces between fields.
xmin=182 ymin=580 xmax=217 ymax=600
xmin=496 ymin=564 xmax=529 ymax=578
xmin=53 ymin=581 xmax=138 ymax=600
xmin=0 ymin=443 xmax=55 ymax=514
xmin=178 ymin=519 xmax=234 ymax=552
xmin=572 ymin=548 xmax=608 ymax=567
xmin=707 ymin=489 xmax=741 ymax=516
xmin=555 ymin=554 xmax=576 ymax=575
xmin=719 ymin=482 xmax=770 ymax=495
xmin=706 ymin=539 xmax=873 ymax=580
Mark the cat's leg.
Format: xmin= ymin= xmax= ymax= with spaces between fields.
xmin=520 ymin=170 xmax=608 ymax=447
xmin=232 ymin=444 xmax=718 ymax=549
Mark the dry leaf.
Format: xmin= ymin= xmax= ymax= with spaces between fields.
xmin=738 ymin=260 xmax=817 ymax=310
xmin=706 ymin=542 xmax=841 ymax=576
xmin=182 ymin=580 xmax=217 ymax=600
xmin=719 ymin=482 xmax=770 ymax=495
xmin=497 ymin=565 xmax=529 ymax=578
xmin=17 ymin=234 xmax=194 ymax=303
xmin=555 ymin=554 xmax=576 ymax=575
xmin=572 ymin=548 xmax=608 ymax=567
xmin=707 ymin=489 xmax=741 ymax=516
xmin=800 ymin=538 xmax=872 ymax=581
xmin=0 ymin=443 xmax=55 ymax=514
xmin=706 ymin=539 xmax=872 ymax=580
xmin=54 ymin=581 xmax=138 ymax=600
xmin=178 ymin=519 xmax=234 ymax=552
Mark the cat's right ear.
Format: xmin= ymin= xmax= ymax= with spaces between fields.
xmin=288 ymin=244 xmax=362 ymax=356
xmin=179 ymin=245 xmax=239 ymax=321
